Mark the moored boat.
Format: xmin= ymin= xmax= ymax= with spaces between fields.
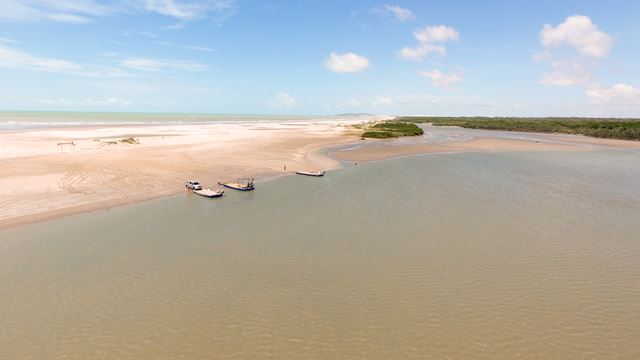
xmin=193 ymin=188 xmax=225 ymax=198
xmin=295 ymin=170 xmax=326 ymax=177
xmin=218 ymin=178 xmax=255 ymax=191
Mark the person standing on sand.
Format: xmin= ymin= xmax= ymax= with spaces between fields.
xmin=284 ymin=165 xmax=287 ymax=171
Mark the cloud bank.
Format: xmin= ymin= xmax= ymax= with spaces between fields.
xmin=325 ymin=52 xmax=370 ymax=73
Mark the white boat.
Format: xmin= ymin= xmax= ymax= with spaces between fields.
xmin=218 ymin=178 xmax=255 ymax=191
xmin=295 ymin=170 xmax=326 ymax=177
xmin=193 ymin=188 xmax=224 ymax=198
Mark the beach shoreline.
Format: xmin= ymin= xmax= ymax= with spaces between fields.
xmin=2 ymin=120 xmax=639 ymax=229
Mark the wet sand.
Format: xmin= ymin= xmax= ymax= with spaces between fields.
xmin=329 ymin=137 xmax=585 ymax=161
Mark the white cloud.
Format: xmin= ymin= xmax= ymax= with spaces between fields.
xmin=130 ymin=31 xmax=159 ymax=38
xmin=0 ymin=44 xmax=82 ymax=72
xmin=385 ymin=4 xmax=414 ymax=21
xmin=540 ymin=15 xmax=613 ymax=58
xmin=269 ymin=92 xmax=297 ymax=108
xmin=0 ymin=0 xmax=238 ymax=25
xmin=0 ymin=42 xmax=131 ymax=77
xmin=119 ymin=57 xmax=208 ymax=72
xmin=138 ymin=0 xmax=237 ymax=25
xmin=0 ymin=0 xmax=111 ymax=24
xmin=140 ymin=0 xmax=204 ymax=19
xmin=325 ymin=52 xmax=370 ymax=73
xmin=0 ymin=96 xmax=135 ymax=107
xmin=414 ymin=25 xmax=459 ymax=43
xmin=540 ymin=61 xmax=591 ymax=86
xmin=0 ymin=36 xmax=16 ymax=44
xmin=39 ymin=0 xmax=111 ymax=16
xmin=399 ymin=25 xmax=459 ymax=61
xmin=46 ymin=13 xmax=94 ymax=24
xmin=186 ymin=45 xmax=215 ymax=52
xmin=371 ymin=4 xmax=414 ymax=22
xmin=0 ymin=42 xmax=207 ymax=77
xmin=164 ymin=22 xmax=187 ymax=30
xmin=398 ymin=44 xmax=445 ymax=61
xmin=371 ymin=97 xmax=395 ymax=107
xmin=535 ymin=15 xmax=613 ymax=88
xmin=37 ymin=96 xmax=134 ymax=106
xmin=418 ymin=69 xmax=463 ymax=89
xmin=155 ymin=41 xmax=215 ymax=52
xmin=586 ymin=83 xmax=640 ymax=106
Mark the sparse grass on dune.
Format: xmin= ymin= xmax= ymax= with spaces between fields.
xmin=120 ymin=137 xmax=139 ymax=144
xmin=99 ymin=137 xmax=140 ymax=145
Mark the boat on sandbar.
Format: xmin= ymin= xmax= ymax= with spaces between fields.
xmin=193 ymin=188 xmax=225 ymax=198
xmin=295 ymin=170 xmax=326 ymax=177
xmin=218 ymin=178 xmax=255 ymax=191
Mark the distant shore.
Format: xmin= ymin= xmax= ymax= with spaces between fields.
xmin=2 ymin=119 xmax=640 ymax=229
xmin=397 ymin=116 xmax=640 ymax=141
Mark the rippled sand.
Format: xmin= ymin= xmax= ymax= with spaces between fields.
xmin=1 ymin=150 xmax=639 ymax=358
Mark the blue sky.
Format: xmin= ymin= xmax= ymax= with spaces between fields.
xmin=1 ymin=0 xmax=639 ymax=116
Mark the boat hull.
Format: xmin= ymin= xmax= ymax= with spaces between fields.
xmin=193 ymin=189 xmax=225 ymax=198
xmin=221 ymin=183 xmax=255 ymax=191
xmin=296 ymin=171 xmax=325 ymax=177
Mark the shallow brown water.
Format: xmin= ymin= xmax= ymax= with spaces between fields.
xmin=1 ymin=149 xmax=639 ymax=358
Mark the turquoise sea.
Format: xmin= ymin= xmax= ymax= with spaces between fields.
xmin=0 ymin=111 xmax=369 ymax=130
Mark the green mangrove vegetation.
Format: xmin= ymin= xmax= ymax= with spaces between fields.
xmin=361 ymin=122 xmax=424 ymax=139
xmin=396 ymin=116 xmax=640 ymax=141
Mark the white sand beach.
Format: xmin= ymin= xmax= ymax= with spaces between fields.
xmin=0 ymin=120 xmax=358 ymax=228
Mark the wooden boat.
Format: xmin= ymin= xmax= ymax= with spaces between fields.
xmin=295 ymin=170 xmax=326 ymax=177
xmin=193 ymin=188 xmax=224 ymax=198
xmin=218 ymin=178 xmax=255 ymax=191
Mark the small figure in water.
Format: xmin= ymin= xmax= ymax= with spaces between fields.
xmin=284 ymin=164 xmax=287 ymax=171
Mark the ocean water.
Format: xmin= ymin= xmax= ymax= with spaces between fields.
xmin=0 ymin=111 xmax=376 ymax=130
xmin=1 ymin=149 xmax=639 ymax=358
